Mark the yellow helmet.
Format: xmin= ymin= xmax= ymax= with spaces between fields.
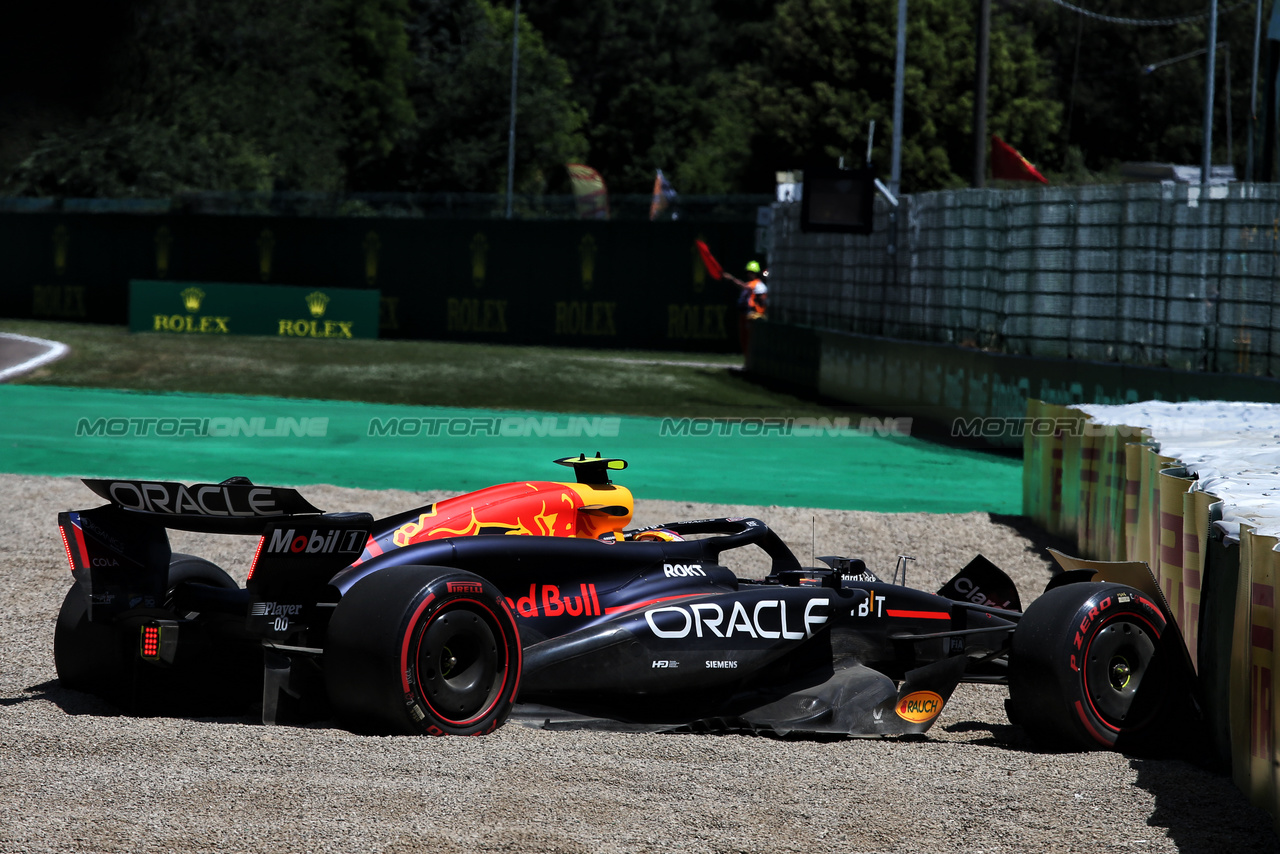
xmin=745 ymin=260 xmax=762 ymax=274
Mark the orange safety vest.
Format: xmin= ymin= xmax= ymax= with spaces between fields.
xmin=747 ymin=279 xmax=767 ymax=317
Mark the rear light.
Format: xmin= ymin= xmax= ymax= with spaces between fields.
xmin=138 ymin=621 xmax=178 ymax=663
xmin=247 ymin=535 xmax=266 ymax=582
xmin=140 ymin=626 xmax=161 ymax=659
xmin=59 ymin=526 xmax=77 ymax=573
xmin=58 ymin=514 xmax=89 ymax=572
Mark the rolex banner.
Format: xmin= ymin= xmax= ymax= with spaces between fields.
xmin=129 ymin=280 xmax=380 ymax=339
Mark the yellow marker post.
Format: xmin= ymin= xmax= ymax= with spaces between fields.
xmin=1077 ymin=426 xmax=1102 ymax=556
xmin=1157 ymin=466 xmax=1193 ymax=639
xmin=1232 ymin=525 xmax=1259 ymax=799
xmin=1059 ymin=409 xmax=1084 ymax=544
xmin=1022 ymin=398 xmax=1043 ymax=522
xmin=1182 ymin=489 xmax=1217 ymax=673
xmin=1244 ymin=532 xmax=1278 ymax=811
xmin=1123 ymin=442 xmax=1147 ymax=562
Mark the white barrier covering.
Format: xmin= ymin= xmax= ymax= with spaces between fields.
xmin=1075 ymin=400 xmax=1280 ymax=542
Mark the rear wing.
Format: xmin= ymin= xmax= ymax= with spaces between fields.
xmin=61 ymin=477 xmax=332 ymax=620
xmin=81 ymin=477 xmax=323 ymax=534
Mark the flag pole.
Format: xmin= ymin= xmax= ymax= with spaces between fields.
xmin=889 ymin=0 xmax=906 ymax=258
xmin=1201 ymin=0 xmax=1218 ymax=184
xmin=1247 ymin=0 xmax=1262 ymax=181
xmin=505 ymin=0 xmax=521 ymax=219
xmin=972 ymin=0 xmax=990 ymax=188
xmin=890 ymin=0 xmax=906 ymax=197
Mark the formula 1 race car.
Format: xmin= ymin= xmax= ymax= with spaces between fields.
xmin=53 ymin=455 xmax=1196 ymax=750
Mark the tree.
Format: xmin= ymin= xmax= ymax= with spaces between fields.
xmin=1018 ymin=0 xmax=1258 ymax=176
xmin=374 ymin=0 xmax=587 ymax=193
xmin=732 ymin=0 xmax=1061 ymax=192
xmin=526 ymin=0 xmax=750 ymax=193
xmin=7 ymin=0 xmax=417 ymax=196
xmin=332 ymin=0 xmax=420 ymax=186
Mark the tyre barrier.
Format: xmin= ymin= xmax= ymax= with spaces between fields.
xmin=1023 ymin=398 xmax=1280 ymax=831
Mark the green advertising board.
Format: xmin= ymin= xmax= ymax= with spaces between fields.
xmin=129 ymin=280 xmax=380 ymax=340
xmin=0 ymin=212 xmax=755 ymax=352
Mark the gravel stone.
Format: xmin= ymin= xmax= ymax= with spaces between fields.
xmin=1 ymin=474 xmax=1275 ymax=853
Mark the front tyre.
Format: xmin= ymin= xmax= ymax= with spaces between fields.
xmin=324 ymin=565 xmax=521 ymax=736
xmin=1008 ymin=582 xmax=1174 ymax=752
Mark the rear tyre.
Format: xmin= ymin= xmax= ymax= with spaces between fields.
xmin=162 ymin=555 xmax=260 ymax=713
xmin=53 ymin=585 xmax=123 ymax=696
xmin=1008 ymin=582 xmax=1173 ymax=751
xmin=324 ymin=565 xmax=521 ymax=736
xmin=54 ymin=554 xmax=250 ymax=713
xmin=166 ymin=554 xmax=238 ymax=597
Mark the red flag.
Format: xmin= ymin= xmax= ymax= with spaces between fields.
xmin=990 ymin=135 xmax=1049 ymax=184
xmin=695 ymin=240 xmax=722 ymax=280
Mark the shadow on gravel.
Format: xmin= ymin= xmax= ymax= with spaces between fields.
xmin=10 ymin=678 xmax=260 ymax=725
xmin=940 ymin=711 xmax=1280 ymax=849
xmin=939 ymin=719 xmax=1025 ymax=749
xmin=986 ymin=513 xmax=1076 ymax=567
xmin=5 ymin=679 xmax=128 ymax=715
xmin=1129 ymin=758 xmax=1280 ymax=851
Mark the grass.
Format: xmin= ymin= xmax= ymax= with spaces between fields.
xmin=1 ymin=320 xmax=851 ymax=418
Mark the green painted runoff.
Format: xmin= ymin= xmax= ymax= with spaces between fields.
xmin=0 ymin=385 xmax=1020 ymax=514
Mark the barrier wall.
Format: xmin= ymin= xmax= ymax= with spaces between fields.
xmin=0 ymin=212 xmax=756 ymax=352
xmin=748 ymin=323 xmax=1280 ymax=447
xmin=1023 ymin=400 xmax=1280 ymax=830
xmin=769 ymin=183 xmax=1280 ymax=375
xmin=753 ymin=322 xmax=1280 ymax=824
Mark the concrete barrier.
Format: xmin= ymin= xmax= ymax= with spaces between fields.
xmin=1022 ymin=399 xmax=1280 ymax=831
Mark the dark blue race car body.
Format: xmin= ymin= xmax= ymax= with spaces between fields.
xmin=53 ymin=458 xmax=1194 ymax=749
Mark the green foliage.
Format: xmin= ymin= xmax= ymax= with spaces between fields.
xmin=734 ymin=0 xmax=1062 ymax=192
xmin=8 ymin=0 xmax=1260 ymax=196
xmin=331 ymin=0 xmax=419 ymax=181
xmin=527 ymin=0 xmax=752 ymax=193
xmin=1017 ymin=0 xmax=1255 ymax=175
xmin=377 ymin=0 xmax=587 ymax=193
xmin=7 ymin=0 xmax=416 ymax=196
xmin=7 ymin=111 xmax=275 ymax=198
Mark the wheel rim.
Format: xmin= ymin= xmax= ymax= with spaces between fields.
xmin=1083 ymin=617 xmax=1160 ymax=729
xmin=413 ymin=602 xmax=504 ymax=726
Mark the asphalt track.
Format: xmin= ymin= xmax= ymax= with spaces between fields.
xmin=0 ymin=384 xmax=1021 ymax=514
xmin=0 ymin=332 xmax=67 ymax=382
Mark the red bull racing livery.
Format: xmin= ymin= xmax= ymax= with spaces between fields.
xmin=53 ymin=455 xmax=1198 ymax=751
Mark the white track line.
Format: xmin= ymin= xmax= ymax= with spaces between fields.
xmin=0 ymin=333 xmax=70 ymax=382
xmin=585 ymin=357 xmax=736 ymax=369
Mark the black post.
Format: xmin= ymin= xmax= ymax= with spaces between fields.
xmin=1264 ymin=44 xmax=1279 ymax=182
xmin=972 ymin=0 xmax=991 ymax=188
